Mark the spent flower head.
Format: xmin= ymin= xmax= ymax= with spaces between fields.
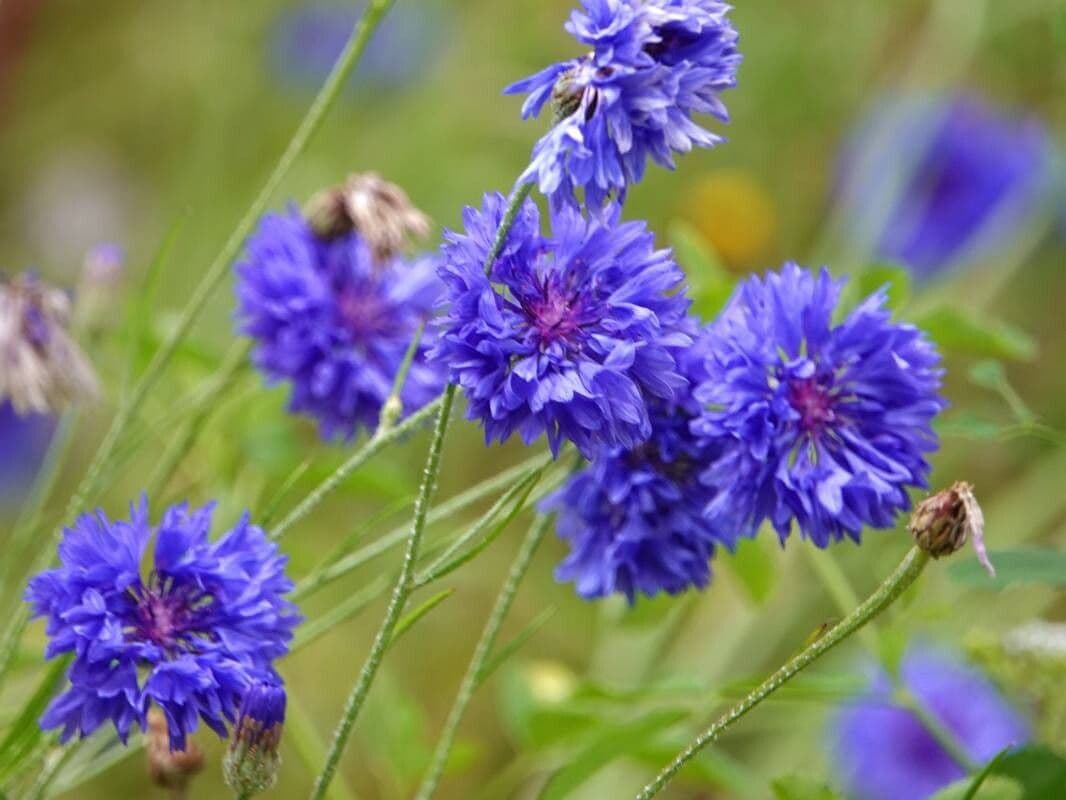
xmin=507 ymin=0 xmax=741 ymax=210
xmin=0 ymin=272 xmax=99 ymax=414
xmin=25 ymin=497 xmax=299 ymax=750
xmin=909 ymin=481 xmax=993 ymax=575
xmin=431 ymin=191 xmax=692 ymax=458
xmin=692 ymin=263 xmax=946 ymax=546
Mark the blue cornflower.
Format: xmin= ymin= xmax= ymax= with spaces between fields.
xmin=507 ymin=0 xmax=740 ymax=210
xmin=25 ymin=498 xmax=300 ymax=750
xmin=269 ymin=1 xmax=447 ymax=94
xmin=831 ymin=646 xmax=1028 ymax=800
xmin=838 ymin=94 xmax=1058 ymax=280
xmin=692 ymin=263 xmax=945 ymax=547
xmin=235 ymin=209 xmax=447 ymax=440
xmin=0 ymin=401 xmax=54 ymax=506
xmin=431 ymin=192 xmax=692 ymax=458
xmin=547 ymin=326 xmax=738 ymax=602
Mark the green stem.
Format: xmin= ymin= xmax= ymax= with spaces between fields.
xmin=308 ymin=384 xmax=456 ymax=800
xmin=414 ymin=514 xmax=551 ymax=800
xmin=271 ymin=394 xmax=444 ymax=542
xmin=484 ymin=183 xmax=534 ymax=277
xmin=635 ymin=546 xmax=931 ymax=800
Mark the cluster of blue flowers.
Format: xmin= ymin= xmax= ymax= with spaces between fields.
xmin=24 ymin=0 xmax=968 ymax=772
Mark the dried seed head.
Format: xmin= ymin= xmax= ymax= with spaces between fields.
xmin=223 ymin=682 xmax=286 ymax=797
xmin=146 ymin=708 xmax=204 ymax=792
xmin=305 ymin=172 xmax=430 ymax=262
xmin=0 ymin=272 xmax=99 ymax=414
xmin=909 ymin=481 xmax=994 ymax=575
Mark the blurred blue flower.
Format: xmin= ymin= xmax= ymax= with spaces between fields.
xmin=831 ymin=646 xmax=1028 ymax=800
xmin=838 ymin=94 xmax=1058 ymax=280
xmin=507 ymin=0 xmax=740 ymax=210
xmin=25 ymin=498 xmax=300 ymax=751
xmin=269 ymin=1 xmax=446 ymax=94
xmin=235 ymin=209 xmax=447 ymax=441
xmin=547 ymin=325 xmax=738 ymax=602
xmin=692 ymin=263 xmax=945 ymax=547
xmin=0 ymin=401 xmax=54 ymax=506
xmin=431 ymin=192 xmax=692 ymax=458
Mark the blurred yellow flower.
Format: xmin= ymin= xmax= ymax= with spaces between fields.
xmin=681 ymin=169 xmax=777 ymax=268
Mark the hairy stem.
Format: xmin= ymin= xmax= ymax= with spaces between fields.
xmin=414 ymin=514 xmax=552 ymax=800
xmin=309 ymin=384 xmax=456 ymax=800
xmin=635 ymin=546 xmax=931 ymax=800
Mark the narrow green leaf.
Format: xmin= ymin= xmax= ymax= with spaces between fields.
xmin=538 ymin=710 xmax=688 ymax=800
xmin=390 ymin=589 xmax=454 ymax=648
xmin=991 ymin=745 xmax=1066 ymax=798
xmin=0 ymin=659 xmax=66 ymax=784
xmin=846 ymin=262 xmax=912 ymax=312
xmin=916 ymin=308 xmax=1037 ymax=362
xmin=947 ymin=549 xmax=1066 ymax=588
xmin=476 ymin=607 xmax=557 ymax=687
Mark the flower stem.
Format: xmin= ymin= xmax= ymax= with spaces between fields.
xmin=308 ymin=383 xmax=456 ymax=800
xmin=414 ymin=513 xmax=552 ymax=800
xmin=271 ymin=394 xmax=444 ymax=542
xmin=635 ymin=546 xmax=931 ymax=800
xmin=484 ymin=182 xmax=534 ymax=276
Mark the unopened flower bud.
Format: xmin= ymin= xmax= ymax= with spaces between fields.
xmin=224 ymin=682 xmax=286 ymax=797
xmin=76 ymin=243 xmax=126 ymax=334
xmin=909 ymin=481 xmax=994 ymax=576
xmin=146 ymin=708 xmax=204 ymax=793
xmin=304 ymin=173 xmax=430 ymax=262
xmin=0 ymin=272 xmax=99 ymax=414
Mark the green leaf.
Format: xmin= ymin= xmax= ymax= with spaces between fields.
xmin=538 ymin=709 xmax=688 ymax=800
xmin=390 ymin=589 xmax=454 ymax=647
xmin=771 ymin=774 xmax=842 ymax=800
xmin=929 ymin=776 xmax=1023 ymax=800
xmin=991 ymin=746 xmax=1066 ymax=799
xmin=0 ymin=658 xmax=67 ymax=785
xmin=916 ymin=308 xmax=1037 ymax=362
xmin=947 ymin=549 xmax=1066 ymax=588
xmin=727 ymin=536 xmax=777 ymax=604
xmin=937 ymin=411 xmax=1013 ymax=441
xmin=477 ymin=607 xmax=557 ymax=687
xmin=668 ymin=220 xmax=735 ymax=317
xmin=846 ymin=262 xmax=912 ymax=312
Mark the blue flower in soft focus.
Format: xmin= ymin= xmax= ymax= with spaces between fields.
xmin=431 ymin=192 xmax=692 ymax=458
xmin=831 ymin=646 xmax=1028 ymax=800
xmin=0 ymin=401 xmax=54 ymax=506
xmin=547 ymin=325 xmax=739 ymax=602
xmin=235 ymin=209 xmax=447 ymax=441
xmin=838 ymin=94 xmax=1058 ymax=280
xmin=25 ymin=498 xmax=300 ymax=751
xmin=269 ymin=1 xmax=446 ymax=94
xmin=506 ymin=0 xmax=740 ymax=210
xmin=692 ymin=263 xmax=945 ymax=546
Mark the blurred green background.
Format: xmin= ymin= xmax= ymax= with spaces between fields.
xmin=1 ymin=0 xmax=1064 ymax=798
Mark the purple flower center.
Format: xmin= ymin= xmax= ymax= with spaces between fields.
xmin=131 ymin=578 xmax=211 ymax=652
xmin=522 ymin=274 xmax=594 ymax=345
xmin=788 ymin=377 xmax=836 ymax=433
xmin=336 ymin=288 xmax=394 ymax=341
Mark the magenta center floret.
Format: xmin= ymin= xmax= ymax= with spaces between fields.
xmin=131 ymin=580 xmax=206 ymax=651
xmin=787 ymin=376 xmax=836 ymax=433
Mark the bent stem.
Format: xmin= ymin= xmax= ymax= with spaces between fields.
xmin=308 ymin=384 xmax=456 ymax=800
xmin=635 ymin=546 xmax=931 ymax=800
xmin=414 ymin=513 xmax=552 ymax=800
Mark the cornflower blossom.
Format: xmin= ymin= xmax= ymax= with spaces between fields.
xmin=507 ymin=0 xmax=740 ymax=210
xmin=25 ymin=498 xmax=300 ymax=750
xmin=431 ymin=191 xmax=692 ymax=458
xmin=692 ymin=263 xmax=945 ymax=546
